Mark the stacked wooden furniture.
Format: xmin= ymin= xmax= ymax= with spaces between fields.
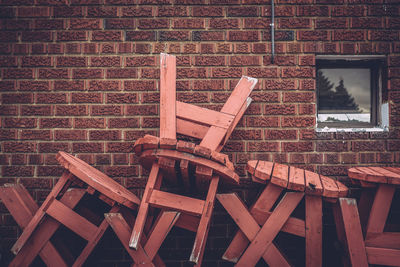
xmin=217 ymin=160 xmax=359 ymax=267
xmin=0 ymin=151 xmax=146 ymax=267
xmin=347 ymin=166 xmax=400 ymax=267
xmin=104 ymin=53 xmax=257 ymax=266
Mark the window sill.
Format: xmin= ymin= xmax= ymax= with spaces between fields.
xmin=315 ymin=126 xmax=389 ymax=133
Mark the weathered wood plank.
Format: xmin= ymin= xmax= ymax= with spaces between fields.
xmin=305 ymin=195 xmax=323 ymax=267
xmin=160 ymin=53 xmax=176 ymax=140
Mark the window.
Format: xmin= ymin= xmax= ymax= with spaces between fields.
xmin=316 ymin=56 xmax=386 ymax=129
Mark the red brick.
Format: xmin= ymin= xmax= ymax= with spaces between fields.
xmin=11 ymin=154 xmax=26 ymax=165
xmin=246 ymin=117 xmax=279 ymax=127
xmin=70 ymin=19 xmax=102 ymax=30
xmin=351 ymin=18 xmax=383 ymax=29
xmin=193 ymin=80 xmax=224 ymax=91
xmin=3 ymin=19 xmax=30 ymax=30
xmin=38 ymin=142 xmax=70 ymax=153
xmin=3 ymin=118 xmax=36 ymax=128
xmin=38 ymin=69 xmax=69 ymax=79
xmin=298 ymin=104 xmax=315 ymax=115
xmin=265 ymin=104 xmax=295 ymax=115
xmin=317 ymin=141 xmax=349 ymax=152
xmin=265 ymin=130 xmax=297 ymax=140
xmin=0 ymin=57 xmax=17 ymax=67
xmin=200 ymin=43 xmax=215 ymax=53
xmin=0 ymin=129 xmax=17 ymax=140
xmin=17 ymin=7 xmax=49 ymax=17
xmin=65 ymin=43 xmax=81 ymax=54
xmin=106 ymin=93 xmax=137 ymax=104
xmin=230 ymin=129 xmax=262 ymax=140
xmin=193 ymin=6 xmax=223 ymax=17
xmin=37 ymin=166 xmax=64 ymax=177
xmin=298 ymin=30 xmax=329 ymax=41
xmin=56 ymin=56 xmax=86 ymax=67
xmin=158 ymin=6 xmax=187 ymax=16
xmin=20 ymin=81 xmax=50 ymax=91
xmin=177 ymin=68 xmax=207 ymax=79
xmin=228 ymin=31 xmax=260 ymax=42
xmin=0 ymin=31 xmax=18 ymax=42
xmin=210 ymin=67 xmax=241 ymax=78
xmin=352 ymin=141 xmax=386 ymax=152
xmin=90 ymin=130 xmax=120 ymax=140
xmin=136 ymin=44 xmax=151 ymax=54
xmin=57 ymin=31 xmax=87 ymax=41
xmin=2 ymin=166 xmax=34 ymax=177
xmin=0 ymin=81 xmax=15 ymax=92
xmin=125 ymin=56 xmax=156 ymax=67
xmin=3 ymin=69 xmax=33 ymax=79
xmin=106 ymin=142 xmax=135 ymax=153
xmin=71 ymin=93 xmax=102 ymax=103
xmin=250 ymin=92 xmax=280 ymax=103
xmin=388 ymin=18 xmax=400 ymax=29
xmin=318 ymin=165 xmax=348 ymax=176
xmin=369 ymin=30 xmax=399 ymax=41
xmin=73 ymin=69 xmax=103 ymax=79
xmin=2 ymin=93 xmax=33 ymax=104
xmin=36 ymin=93 xmax=67 ymax=104
xmin=122 ymin=6 xmax=153 ymax=17
xmin=55 ymin=105 xmax=87 ymax=116
xmin=125 ymin=130 xmax=156 ymax=141
xmin=297 ymin=6 xmax=328 ymax=16
xmin=54 ymin=6 xmax=84 ymax=17
xmin=73 ymin=142 xmax=104 ymax=153
xmin=192 ymin=31 xmax=224 ymax=42
xmin=91 ymin=105 xmax=123 ymax=116
xmin=282 ymin=67 xmax=314 ymax=78
xmin=21 ymin=105 xmax=52 ymax=116
xmin=20 ymin=130 xmax=51 ymax=140
xmin=83 ymin=43 xmax=99 ymax=54
xmin=34 ymin=19 xmax=64 ymax=30
xmin=106 ymin=68 xmax=137 ymax=79
xmin=138 ymin=18 xmax=168 ymax=29
xmin=142 ymin=117 xmax=159 ymax=128
xmin=87 ymin=6 xmax=118 ymax=17
xmin=159 ymin=31 xmax=190 ymax=41
xmin=248 ymin=142 xmax=279 ymax=152
xmin=243 ymin=18 xmax=269 ymax=29
xmin=265 ymin=80 xmax=297 ymax=90
xmin=105 ymin=19 xmax=135 ymax=29
xmin=104 ymin=166 xmax=137 ymax=177
xmin=194 ymin=56 xmax=225 ymax=66
xmin=227 ymin=6 xmax=258 ymax=17
xmin=54 ymin=80 xmax=84 ymax=91
xmin=282 ymin=117 xmax=315 ymax=127
xmin=283 ymin=92 xmax=314 ymax=103
xmin=126 ymin=105 xmax=157 ymax=116
xmin=74 ymin=118 xmax=105 ymax=129
xmin=92 ymin=31 xmax=122 ymax=41
xmin=333 ymin=30 xmax=365 ymax=41
xmin=40 ymin=118 xmax=71 ymax=128
xmin=316 ymin=18 xmax=347 ymax=29
xmin=141 ymin=69 xmax=160 ymax=79
xmin=332 ymin=6 xmax=365 ymax=17
xmin=96 ymin=154 xmax=111 ymax=165
xmin=282 ymin=142 xmax=313 ymax=152
xmin=4 ymin=142 xmax=36 ymax=153
xmin=177 ymin=92 xmax=208 ymax=103
xmin=278 ymin=18 xmax=311 ymax=29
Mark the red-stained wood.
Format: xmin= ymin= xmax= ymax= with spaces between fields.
xmin=254 ymin=160 xmax=274 ymax=183
xmin=271 ymin=163 xmax=289 ymax=188
xmin=104 ymin=213 xmax=154 ymax=266
xmin=366 ymin=184 xmax=395 ymax=234
xmin=366 ymin=247 xmax=400 ymax=266
xmin=304 ymin=170 xmax=323 ymax=196
xmin=348 ymin=167 xmax=387 ymax=184
xmin=176 ymin=101 xmax=233 ymax=129
xmin=288 ymin=166 xmax=305 ymax=192
xmin=130 ymin=163 xmax=163 ymax=249
xmin=320 ymin=175 xmax=339 ymax=198
xmin=338 ymin=198 xmax=369 ymax=267
xmin=246 ymin=160 xmax=258 ymax=176
xmin=174 ymin=213 xmax=200 ymax=232
xmin=176 ymin=118 xmax=209 ymax=140
xmin=10 ymin=188 xmax=85 ymax=267
xmin=332 ymin=202 xmax=352 ymax=267
xmin=376 ymin=167 xmax=400 ymax=185
xmin=176 ymin=140 xmax=196 ymax=153
xmin=222 ymin=183 xmax=283 ymax=262
xmin=190 ymin=176 xmax=219 ymax=264
xmin=216 ymin=193 xmax=290 ymax=266
xmin=160 ymin=53 xmax=176 ymax=140
xmin=0 ymin=184 xmax=68 ymax=267
xmin=366 ymin=232 xmax=400 ymax=249
xmin=305 ymin=195 xmax=323 ymax=267
xmin=357 ymin=188 xmax=375 ymax=235
xmin=236 ymin=192 xmax=304 ymax=267
xmin=335 ymin=179 xmax=349 ymax=197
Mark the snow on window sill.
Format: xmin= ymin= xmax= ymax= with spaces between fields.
xmin=315 ymin=126 xmax=389 ymax=133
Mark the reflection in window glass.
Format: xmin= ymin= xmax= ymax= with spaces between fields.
xmin=317 ymin=68 xmax=371 ymax=123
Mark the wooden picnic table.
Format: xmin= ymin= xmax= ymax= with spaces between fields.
xmin=348 ymin=166 xmax=400 ymax=266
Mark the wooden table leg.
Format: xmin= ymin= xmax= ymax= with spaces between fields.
xmin=130 ymin=163 xmax=163 ymax=249
xmin=358 ymin=188 xmax=375 ymax=236
xmin=305 ymin=195 xmax=322 ymax=267
xmin=366 ymin=184 xmax=395 ymax=234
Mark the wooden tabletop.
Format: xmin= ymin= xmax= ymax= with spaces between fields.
xmin=348 ymin=166 xmax=400 ymax=185
xmin=247 ymin=160 xmax=348 ymax=198
xmin=56 ymin=151 xmax=140 ymax=209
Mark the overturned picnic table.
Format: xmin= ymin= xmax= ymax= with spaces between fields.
xmin=348 ymin=166 xmax=400 ymax=266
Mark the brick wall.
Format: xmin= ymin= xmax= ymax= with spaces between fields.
xmin=0 ymin=0 xmax=399 ymax=266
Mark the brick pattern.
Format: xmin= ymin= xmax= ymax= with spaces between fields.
xmin=0 ymin=0 xmax=399 ymax=266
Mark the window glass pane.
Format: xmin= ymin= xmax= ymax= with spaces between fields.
xmin=317 ymin=68 xmax=371 ymax=124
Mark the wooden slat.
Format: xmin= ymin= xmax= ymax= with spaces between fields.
xmin=176 ymin=101 xmax=234 ymax=129
xmin=190 ymin=176 xmax=219 ymax=265
xmin=236 ymin=192 xmax=304 ymax=267
xmin=246 ymin=160 xmax=258 ymax=176
xmin=174 ymin=213 xmax=200 ymax=232
xmin=366 ymin=232 xmax=400 ymax=249
xmin=288 ymin=166 xmax=305 ymax=192
xmin=348 ymin=167 xmax=387 ymax=184
xmin=332 ymin=202 xmax=352 ymax=267
xmin=130 ymin=163 xmax=163 ymax=249
xmin=366 ymin=184 xmax=395 ymax=234
xmin=160 ymin=53 xmax=176 ymax=139
xmin=304 ymin=170 xmax=323 ymax=196
xmin=216 ymin=193 xmax=290 ymax=267
xmin=222 ymin=183 xmax=284 ymax=262
xmin=366 ymin=247 xmax=400 ymax=266
xmin=45 ymin=199 xmax=98 ymax=241
xmin=105 ymin=213 xmax=154 ymax=266
xmin=376 ymin=167 xmax=400 ymax=185
xmin=145 ymin=211 xmax=180 ymax=260
xmin=271 ymin=163 xmax=289 ymax=189
xmin=305 ymin=195 xmax=323 ymax=267
xmin=148 ymin=189 xmax=204 ymax=216
xmin=176 ymin=118 xmax=209 ymax=139
xmin=320 ymin=175 xmax=339 ymax=198
xmin=11 ymin=172 xmax=72 ymax=255
xmin=254 ymin=160 xmax=274 ymax=183
xmin=335 ymin=179 xmax=349 ymax=197
xmin=338 ymin=198 xmax=369 ymax=267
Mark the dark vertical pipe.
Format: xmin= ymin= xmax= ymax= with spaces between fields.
xmin=271 ymin=0 xmax=275 ymax=64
